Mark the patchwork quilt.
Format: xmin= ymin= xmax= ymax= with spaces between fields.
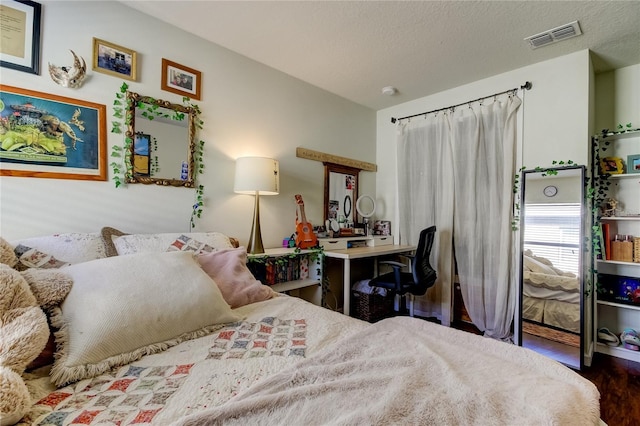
xmin=20 ymin=296 xmax=366 ymax=425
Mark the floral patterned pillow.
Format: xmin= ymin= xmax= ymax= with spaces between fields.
xmin=112 ymin=232 xmax=234 ymax=256
xmin=10 ymin=233 xmax=107 ymax=265
xmin=13 ymin=244 xmax=70 ymax=270
xmin=166 ymin=234 xmax=215 ymax=254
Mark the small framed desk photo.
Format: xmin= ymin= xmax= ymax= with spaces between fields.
xmin=373 ymin=220 xmax=391 ymax=236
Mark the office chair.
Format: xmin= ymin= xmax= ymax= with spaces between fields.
xmin=369 ymin=226 xmax=437 ymax=317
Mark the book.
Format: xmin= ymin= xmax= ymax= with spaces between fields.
xmin=602 ymin=223 xmax=611 ymax=260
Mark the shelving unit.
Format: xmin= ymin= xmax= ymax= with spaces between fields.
xmin=591 ymin=129 xmax=640 ymax=363
xmin=247 ymin=247 xmax=324 ymax=306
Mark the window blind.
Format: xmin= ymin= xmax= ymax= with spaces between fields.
xmin=523 ymin=203 xmax=581 ymax=275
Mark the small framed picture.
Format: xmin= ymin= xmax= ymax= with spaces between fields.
xmin=627 ymin=154 xmax=640 ymax=174
xmin=373 ymin=220 xmax=391 ymax=236
xmin=92 ymin=38 xmax=137 ymax=81
xmin=599 ymin=157 xmax=624 ymax=175
xmin=161 ymin=58 xmax=201 ymax=100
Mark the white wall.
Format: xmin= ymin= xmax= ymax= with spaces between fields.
xmin=594 ymin=63 xmax=640 ymax=132
xmin=594 ymin=63 xmax=640 ymax=218
xmin=0 ymin=1 xmax=376 ymax=243
xmin=375 ymin=50 xmax=592 ymax=240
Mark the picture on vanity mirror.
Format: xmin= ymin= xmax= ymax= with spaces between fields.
xmin=328 ymin=200 xmax=339 ymax=219
xmin=373 ymin=220 xmax=391 ymax=236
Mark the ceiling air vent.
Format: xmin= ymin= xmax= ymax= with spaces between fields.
xmin=525 ymin=21 xmax=582 ymax=49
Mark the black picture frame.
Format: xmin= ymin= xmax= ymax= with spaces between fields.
xmin=0 ymin=0 xmax=42 ymax=75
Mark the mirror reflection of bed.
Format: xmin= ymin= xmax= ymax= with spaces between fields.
xmin=519 ymin=166 xmax=587 ymax=370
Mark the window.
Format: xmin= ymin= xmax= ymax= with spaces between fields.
xmin=523 ymin=203 xmax=581 ymax=275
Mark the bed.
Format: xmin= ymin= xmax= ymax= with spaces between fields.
xmin=522 ymin=250 xmax=581 ymax=334
xmin=2 ymin=231 xmax=600 ymax=425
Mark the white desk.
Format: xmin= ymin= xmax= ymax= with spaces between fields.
xmin=324 ymin=244 xmax=416 ymax=316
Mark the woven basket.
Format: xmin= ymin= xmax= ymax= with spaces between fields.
xmin=634 ymin=237 xmax=640 ymax=263
xmin=353 ymin=290 xmax=394 ymax=322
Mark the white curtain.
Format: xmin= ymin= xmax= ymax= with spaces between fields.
xmin=397 ymin=95 xmax=521 ymax=339
xmin=397 ymin=113 xmax=454 ymax=321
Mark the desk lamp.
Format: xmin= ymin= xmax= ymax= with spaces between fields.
xmin=234 ymin=157 xmax=279 ymax=254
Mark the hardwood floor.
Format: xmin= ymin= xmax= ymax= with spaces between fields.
xmin=449 ymin=319 xmax=640 ymax=425
xmin=579 ymin=353 xmax=640 ymax=426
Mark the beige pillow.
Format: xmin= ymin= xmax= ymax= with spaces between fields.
xmin=50 ymin=251 xmax=241 ymax=386
xmin=198 ymin=247 xmax=276 ymax=309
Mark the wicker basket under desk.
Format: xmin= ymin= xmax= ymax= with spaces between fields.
xmin=352 ymin=289 xmax=394 ymax=322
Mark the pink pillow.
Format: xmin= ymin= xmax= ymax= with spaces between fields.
xmin=198 ymin=247 xmax=276 ymax=308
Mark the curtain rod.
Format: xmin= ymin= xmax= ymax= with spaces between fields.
xmin=390 ymin=81 xmax=532 ymax=124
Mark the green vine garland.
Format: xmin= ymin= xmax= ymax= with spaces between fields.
xmin=110 ymin=82 xmax=207 ymax=229
xmin=589 ymin=123 xmax=638 ymax=296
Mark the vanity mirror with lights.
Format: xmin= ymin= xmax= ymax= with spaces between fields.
xmin=518 ymin=165 xmax=589 ymax=370
xmin=125 ymin=91 xmax=197 ymax=187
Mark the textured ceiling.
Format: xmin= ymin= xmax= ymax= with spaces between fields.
xmin=121 ymin=1 xmax=640 ymax=110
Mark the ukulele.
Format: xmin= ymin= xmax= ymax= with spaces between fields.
xmin=294 ymin=194 xmax=318 ymax=249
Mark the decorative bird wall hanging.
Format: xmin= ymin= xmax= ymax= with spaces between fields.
xmin=49 ymin=50 xmax=87 ymax=88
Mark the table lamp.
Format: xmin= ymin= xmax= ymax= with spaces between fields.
xmin=234 ymin=157 xmax=280 ymax=254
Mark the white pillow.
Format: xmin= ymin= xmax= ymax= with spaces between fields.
xmin=112 ymin=232 xmax=234 ymax=256
xmin=523 ymin=254 xmax=558 ymax=276
xmin=10 ymin=233 xmax=106 ymax=265
xmin=50 ymin=251 xmax=241 ymax=386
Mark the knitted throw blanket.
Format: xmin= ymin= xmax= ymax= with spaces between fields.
xmin=175 ymin=316 xmax=600 ymax=426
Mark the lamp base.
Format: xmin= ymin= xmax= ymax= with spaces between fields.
xmin=247 ymin=192 xmax=265 ymax=254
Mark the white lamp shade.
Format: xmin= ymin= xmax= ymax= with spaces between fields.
xmin=234 ymin=157 xmax=279 ymax=195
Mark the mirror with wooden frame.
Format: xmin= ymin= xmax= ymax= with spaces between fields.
xmin=125 ymin=91 xmax=196 ymax=187
xmin=324 ymin=163 xmax=359 ymax=226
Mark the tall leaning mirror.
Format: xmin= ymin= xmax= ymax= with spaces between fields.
xmin=324 ymin=163 xmax=359 ymax=227
xmin=125 ymin=91 xmax=197 ymax=187
xmin=519 ymin=165 xmax=588 ymax=370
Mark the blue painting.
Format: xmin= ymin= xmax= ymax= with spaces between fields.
xmin=0 ymin=85 xmax=106 ymax=180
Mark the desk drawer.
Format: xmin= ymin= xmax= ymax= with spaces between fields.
xmin=318 ymin=238 xmax=349 ymax=250
xmin=369 ymin=236 xmax=393 ymax=247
